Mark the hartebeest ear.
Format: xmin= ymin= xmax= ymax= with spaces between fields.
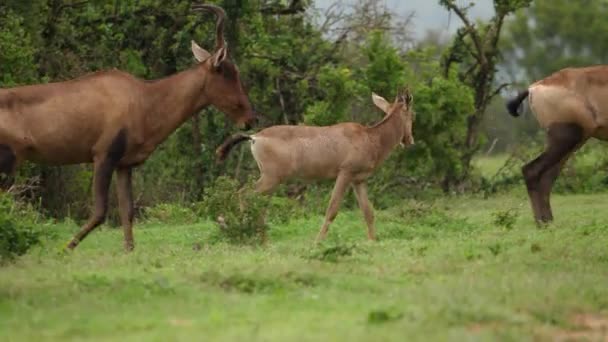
xmin=403 ymin=87 xmax=413 ymax=107
xmin=212 ymin=46 xmax=228 ymax=68
xmin=406 ymin=93 xmax=414 ymax=108
xmin=191 ymin=40 xmax=211 ymax=62
xmin=372 ymin=93 xmax=391 ymax=113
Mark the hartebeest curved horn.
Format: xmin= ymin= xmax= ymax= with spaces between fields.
xmin=397 ymin=86 xmax=413 ymax=108
xmin=191 ymin=3 xmax=227 ymax=52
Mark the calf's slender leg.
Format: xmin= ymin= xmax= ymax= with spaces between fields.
xmin=315 ymin=171 xmax=352 ymax=243
xmin=352 ymin=182 xmax=376 ymax=241
xmin=522 ymin=123 xmax=586 ymax=224
xmin=116 ymin=167 xmax=135 ymax=252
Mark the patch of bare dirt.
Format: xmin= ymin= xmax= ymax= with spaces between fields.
xmin=551 ymin=313 xmax=608 ymax=342
xmin=168 ymin=318 xmax=194 ymax=327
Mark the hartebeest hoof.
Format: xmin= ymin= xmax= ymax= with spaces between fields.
xmin=58 ymin=239 xmax=78 ymax=255
xmin=314 ymin=234 xmax=327 ymax=245
xmin=535 ymin=219 xmax=553 ymax=229
xmin=124 ymin=242 xmax=135 ymax=252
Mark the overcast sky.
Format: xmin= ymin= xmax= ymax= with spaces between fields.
xmin=314 ymin=0 xmax=494 ymax=39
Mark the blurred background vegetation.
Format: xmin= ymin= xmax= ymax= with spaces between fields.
xmin=1 ymin=0 xmax=608 ymax=226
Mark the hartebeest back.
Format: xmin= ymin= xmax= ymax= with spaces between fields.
xmin=0 ymin=4 xmax=256 ymax=251
xmin=217 ymin=89 xmax=415 ymax=242
xmin=507 ymin=65 xmax=608 ymax=224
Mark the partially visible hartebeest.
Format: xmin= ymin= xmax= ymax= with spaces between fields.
xmin=0 ymin=4 xmax=256 ymax=251
xmin=217 ymin=89 xmax=415 ymax=243
xmin=507 ymin=65 xmax=608 ymax=224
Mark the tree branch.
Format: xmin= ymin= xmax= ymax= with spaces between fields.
xmin=442 ymin=1 xmax=486 ymax=65
xmin=261 ymin=0 xmax=305 ymax=15
xmin=488 ymin=82 xmax=510 ymax=100
xmin=59 ymin=1 xmax=88 ymax=11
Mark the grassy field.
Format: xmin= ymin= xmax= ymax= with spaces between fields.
xmin=1 ymin=190 xmax=608 ymax=341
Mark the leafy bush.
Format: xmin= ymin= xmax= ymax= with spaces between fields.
xmin=0 ymin=193 xmax=42 ymax=262
xmin=198 ymin=176 xmax=270 ymax=245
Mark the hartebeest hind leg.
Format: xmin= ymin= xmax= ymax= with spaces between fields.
xmin=353 ymin=182 xmax=376 ymax=241
xmin=255 ymin=174 xmax=281 ymax=194
xmin=315 ymin=172 xmax=352 ymax=243
xmin=522 ymin=123 xmax=586 ymax=223
xmin=67 ymin=130 xmax=127 ymax=250
xmin=116 ymin=167 xmax=135 ymax=251
xmin=0 ymin=145 xmax=18 ymax=188
xmin=67 ymin=157 xmax=115 ymax=249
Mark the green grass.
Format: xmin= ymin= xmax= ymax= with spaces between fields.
xmin=2 ymin=190 xmax=608 ymax=341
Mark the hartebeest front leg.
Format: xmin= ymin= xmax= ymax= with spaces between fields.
xmin=353 ymin=182 xmax=376 ymax=241
xmin=315 ymin=172 xmax=352 ymax=243
xmin=67 ymin=157 xmax=116 ymax=250
xmin=116 ymin=167 xmax=135 ymax=252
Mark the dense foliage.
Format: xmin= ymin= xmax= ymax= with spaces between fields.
xmin=0 ymin=193 xmax=43 ymax=261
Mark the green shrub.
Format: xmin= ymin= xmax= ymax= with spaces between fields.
xmin=492 ymin=208 xmax=519 ymax=230
xmin=198 ymin=176 xmax=270 ymax=245
xmin=0 ymin=192 xmax=42 ymax=262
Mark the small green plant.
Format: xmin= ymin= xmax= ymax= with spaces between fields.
xmin=488 ymin=242 xmax=502 ymax=256
xmin=307 ymin=242 xmax=362 ymax=263
xmin=198 ymin=176 xmax=270 ymax=245
xmin=367 ymin=309 xmax=403 ymax=324
xmin=0 ymin=192 xmax=42 ymax=262
xmin=492 ymin=208 xmax=519 ymax=230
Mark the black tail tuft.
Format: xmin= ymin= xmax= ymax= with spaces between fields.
xmin=506 ymin=89 xmax=530 ymax=117
xmin=216 ymin=133 xmax=252 ymax=162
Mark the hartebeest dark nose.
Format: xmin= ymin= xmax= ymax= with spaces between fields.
xmin=244 ymin=112 xmax=260 ymax=130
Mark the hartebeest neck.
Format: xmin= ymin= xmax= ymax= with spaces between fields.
xmin=369 ymin=110 xmax=404 ymax=157
xmin=142 ymin=66 xmax=210 ymax=145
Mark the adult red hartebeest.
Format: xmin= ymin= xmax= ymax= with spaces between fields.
xmin=0 ymin=4 xmax=256 ymax=251
xmin=507 ymin=65 xmax=608 ymax=224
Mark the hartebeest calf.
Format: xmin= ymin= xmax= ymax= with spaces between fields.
xmin=507 ymin=65 xmax=608 ymax=223
xmin=0 ymin=4 xmax=256 ymax=251
xmin=217 ymin=89 xmax=415 ymax=242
